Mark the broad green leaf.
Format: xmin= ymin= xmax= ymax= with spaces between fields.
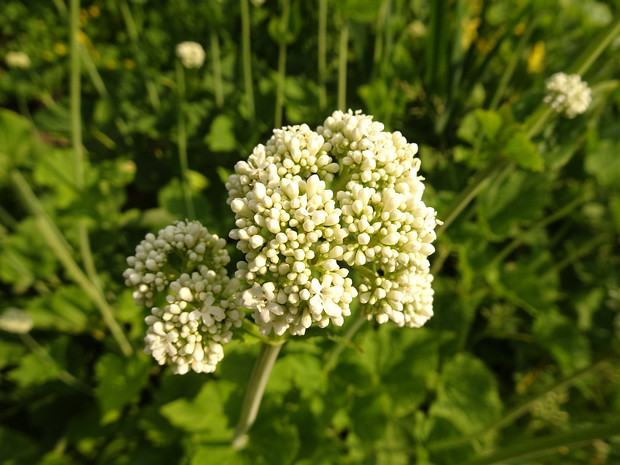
xmin=430 ymin=353 xmax=502 ymax=434
xmin=477 ymin=170 xmax=552 ymax=238
xmin=0 ymin=109 xmax=34 ymax=181
xmin=26 ymin=286 xmax=95 ymax=333
xmin=205 ymin=114 xmax=236 ymax=152
xmin=245 ymin=416 xmax=300 ymax=465
xmin=584 ymin=139 xmax=620 ymax=188
xmin=0 ymin=339 xmax=26 ymax=369
xmin=192 ymin=445 xmax=245 ymax=465
xmin=267 ymin=350 xmax=325 ymax=398
xmin=533 ymin=310 xmax=591 ymax=373
xmin=503 ymin=131 xmax=543 ymax=171
xmin=33 ymin=147 xmax=79 ymax=208
xmin=7 ymin=336 xmax=70 ymax=387
xmin=0 ymin=425 xmax=40 ymax=464
xmin=95 ymin=352 xmax=151 ymax=424
xmin=160 ymin=380 xmax=235 ymax=434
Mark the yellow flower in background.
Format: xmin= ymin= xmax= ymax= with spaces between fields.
xmin=89 ymin=5 xmax=101 ymax=18
xmin=462 ymin=17 xmax=481 ymax=51
xmin=105 ymin=59 xmax=117 ymax=70
xmin=54 ymin=43 xmax=67 ymax=56
xmin=527 ymin=41 xmax=545 ymax=73
xmin=123 ymin=59 xmax=135 ymax=69
xmin=514 ymin=22 xmax=526 ymax=36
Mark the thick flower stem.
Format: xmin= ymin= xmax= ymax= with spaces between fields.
xmin=240 ymin=0 xmax=255 ymax=120
xmin=232 ymin=341 xmax=284 ymax=450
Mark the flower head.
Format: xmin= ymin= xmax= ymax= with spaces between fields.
xmin=176 ymin=41 xmax=205 ymax=69
xmin=227 ymin=110 xmax=439 ymax=334
xmin=0 ymin=308 xmax=33 ymax=334
xmin=124 ymin=221 xmax=241 ymax=374
xmin=5 ymin=51 xmax=31 ymax=69
xmin=544 ymin=72 xmax=591 ymax=118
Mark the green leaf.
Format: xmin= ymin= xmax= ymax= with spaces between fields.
xmin=533 ymin=310 xmax=591 ymax=373
xmin=160 ymin=380 xmax=235 ymax=435
xmin=26 ymin=286 xmax=95 ymax=333
xmin=192 ymin=445 xmax=245 ymax=465
xmin=502 ymin=131 xmax=543 ymax=171
xmin=477 ymin=170 xmax=552 ymax=238
xmin=95 ymin=353 xmax=151 ymax=424
xmin=430 ymin=353 xmax=502 ymax=434
xmin=33 ymin=147 xmax=79 ymax=208
xmin=205 ymin=114 xmax=236 ymax=152
xmin=0 ymin=109 xmax=34 ymax=182
xmin=0 ymin=425 xmax=40 ymax=464
xmin=584 ymin=139 xmax=620 ymax=188
xmin=267 ymin=350 xmax=325 ymax=398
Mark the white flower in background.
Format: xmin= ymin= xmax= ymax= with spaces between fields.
xmin=125 ymin=221 xmax=242 ymax=374
xmin=544 ymin=72 xmax=591 ymax=119
xmin=176 ymin=41 xmax=206 ymax=69
xmin=227 ymin=110 xmax=439 ymax=334
xmin=0 ymin=308 xmax=33 ymax=334
xmin=5 ymin=51 xmax=31 ymax=69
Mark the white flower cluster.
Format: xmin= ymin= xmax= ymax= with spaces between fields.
xmin=0 ymin=308 xmax=33 ymax=334
xmin=544 ymin=72 xmax=591 ymax=119
xmin=124 ymin=221 xmax=242 ymax=374
xmin=176 ymin=41 xmax=206 ymax=69
xmin=5 ymin=51 xmax=31 ymax=69
xmin=227 ymin=110 xmax=439 ymax=335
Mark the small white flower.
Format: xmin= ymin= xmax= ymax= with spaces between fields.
xmin=5 ymin=51 xmax=31 ymax=69
xmin=544 ymin=72 xmax=591 ymax=118
xmin=0 ymin=308 xmax=33 ymax=334
xmin=176 ymin=41 xmax=206 ymax=69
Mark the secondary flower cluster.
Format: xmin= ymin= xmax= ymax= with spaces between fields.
xmin=544 ymin=72 xmax=591 ymax=119
xmin=124 ymin=221 xmax=242 ymax=374
xmin=176 ymin=41 xmax=206 ymax=69
xmin=227 ymin=110 xmax=439 ymax=335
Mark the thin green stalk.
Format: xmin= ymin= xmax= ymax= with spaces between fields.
xmin=210 ymin=31 xmax=224 ymax=108
xmin=240 ymin=0 xmax=255 ymax=120
xmin=553 ymin=233 xmax=608 ymax=273
xmin=436 ymin=159 xmax=507 ymax=235
xmin=71 ymin=0 xmax=101 ymax=291
xmin=428 ymin=356 xmax=613 ymax=453
xmin=176 ymin=61 xmax=195 ymax=220
xmin=274 ymin=0 xmax=290 ymax=129
xmin=569 ymin=15 xmax=620 ymax=77
xmin=323 ymin=312 xmax=367 ymax=375
xmin=21 ymin=333 xmax=93 ymax=394
xmin=338 ymin=20 xmax=349 ymax=111
xmin=489 ymin=17 xmax=537 ymax=110
xmin=11 ymin=171 xmax=133 ymax=357
xmin=461 ymin=419 xmax=620 ymax=465
xmin=232 ymin=341 xmax=285 ymax=450
xmin=119 ymin=0 xmax=160 ymax=109
xmin=318 ymin=0 xmax=327 ymax=110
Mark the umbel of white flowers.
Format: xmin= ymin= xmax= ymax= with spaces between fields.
xmin=227 ymin=109 xmax=439 ymax=337
xmin=176 ymin=41 xmax=206 ymax=69
xmin=124 ymin=221 xmax=242 ymax=374
xmin=543 ymin=72 xmax=591 ymax=119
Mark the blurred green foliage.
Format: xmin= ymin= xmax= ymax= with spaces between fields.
xmin=1 ymin=0 xmax=620 ymax=464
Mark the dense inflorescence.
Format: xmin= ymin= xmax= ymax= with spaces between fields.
xmin=227 ymin=110 xmax=439 ymax=335
xmin=543 ymin=72 xmax=591 ymax=119
xmin=124 ymin=221 xmax=241 ymax=374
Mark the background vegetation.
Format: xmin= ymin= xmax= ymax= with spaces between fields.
xmin=1 ymin=0 xmax=620 ymax=464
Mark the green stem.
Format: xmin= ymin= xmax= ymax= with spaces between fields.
xmin=461 ymin=419 xmax=620 ymax=465
xmin=338 ymin=20 xmax=349 ymax=111
xmin=210 ymin=31 xmax=224 ymax=108
xmin=274 ymin=0 xmax=290 ymax=129
xmin=71 ymin=0 xmax=101 ymax=291
xmin=119 ymin=0 xmax=160 ymax=109
xmin=232 ymin=341 xmax=284 ymax=450
xmin=240 ymin=0 xmax=255 ymax=120
xmin=553 ymin=233 xmax=608 ymax=273
xmin=11 ymin=170 xmax=133 ymax=357
xmin=176 ymin=61 xmax=195 ymax=220
xmin=436 ymin=159 xmax=507 ymax=235
xmin=570 ymin=15 xmax=620 ymax=77
xmin=323 ymin=312 xmax=367 ymax=375
xmin=489 ymin=17 xmax=537 ymax=111
xmin=21 ymin=333 xmax=92 ymax=394
xmin=318 ymin=0 xmax=327 ymax=110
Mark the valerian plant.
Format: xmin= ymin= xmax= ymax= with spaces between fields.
xmin=124 ymin=109 xmax=441 ymax=447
